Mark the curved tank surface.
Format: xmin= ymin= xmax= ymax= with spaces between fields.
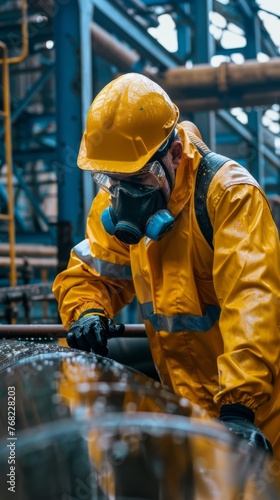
xmin=0 ymin=339 xmax=279 ymax=500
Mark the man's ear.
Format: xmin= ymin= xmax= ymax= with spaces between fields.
xmin=170 ymin=140 xmax=183 ymax=169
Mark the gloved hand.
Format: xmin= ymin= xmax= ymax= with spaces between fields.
xmin=67 ymin=308 xmax=125 ymax=356
xmin=219 ymin=403 xmax=273 ymax=456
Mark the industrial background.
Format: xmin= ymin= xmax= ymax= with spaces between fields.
xmin=0 ymin=0 xmax=280 ymax=325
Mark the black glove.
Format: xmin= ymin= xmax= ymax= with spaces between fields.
xmin=67 ymin=308 xmax=125 ymax=356
xmin=219 ymin=403 xmax=273 ymax=456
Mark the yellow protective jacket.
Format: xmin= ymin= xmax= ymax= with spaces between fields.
xmin=53 ymin=121 xmax=280 ymax=458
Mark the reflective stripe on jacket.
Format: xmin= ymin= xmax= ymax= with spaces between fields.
xmin=52 ymin=121 xmax=280 ymax=457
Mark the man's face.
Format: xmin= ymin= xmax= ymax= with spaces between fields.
xmin=92 ymin=160 xmax=171 ymax=202
xmin=91 ymin=139 xmax=182 ymax=203
xmin=95 ymin=139 xmax=183 ymax=243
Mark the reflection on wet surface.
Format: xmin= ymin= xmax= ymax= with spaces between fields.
xmin=0 ymin=340 xmax=278 ymax=500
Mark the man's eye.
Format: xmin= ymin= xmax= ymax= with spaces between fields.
xmin=109 ymin=177 xmax=122 ymax=186
xmin=132 ymin=175 xmax=146 ymax=183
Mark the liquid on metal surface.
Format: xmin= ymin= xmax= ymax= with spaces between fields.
xmin=0 ymin=340 xmax=278 ymax=500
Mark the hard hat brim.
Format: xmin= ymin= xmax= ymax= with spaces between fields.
xmin=77 ymin=121 xmax=179 ymax=174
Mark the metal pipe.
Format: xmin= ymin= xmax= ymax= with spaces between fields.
xmin=0 ymin=243 xmax=57 ymax=256
xmin=91 ymin=21 xmax=139 ymax=72
xmin=0 ymin=0 xmax=28 ymax=65
xmin=0 ymin=41 xmax=16 ymax=287
xmin=0 ymin=257 xmax=57 ymax=268
xmin=163 ymin=58 xmax=280 ymax=91
xmin=0 ymin=323 xmax=146 ymax=338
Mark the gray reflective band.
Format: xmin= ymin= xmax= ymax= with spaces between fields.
xmin=74 ymin=239 xmax=132 ymax=279
xmin=140 ymin=302 xmax=220 ymax=332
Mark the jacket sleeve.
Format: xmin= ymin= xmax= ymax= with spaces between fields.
xmin=208 ymin=166 xmax=280 ymax=411
xmin=52 ymin=191 xmax=135 ymax=329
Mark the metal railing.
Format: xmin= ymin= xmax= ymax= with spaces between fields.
xmin=0 ymin=323 xmax=146 ymax=339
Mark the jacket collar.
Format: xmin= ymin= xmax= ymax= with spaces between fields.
xmin=168 ymin=122 xmax=203 ymax=217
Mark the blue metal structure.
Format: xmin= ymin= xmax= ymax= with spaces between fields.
xmin=0 ymin=0 xmax=279 ymax=266
xmin=53 ymin=0 xmax=85 ymax=271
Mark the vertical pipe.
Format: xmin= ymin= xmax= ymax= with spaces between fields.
xmin=54 ymin=0 xmax=84 ymax=273
xmin=0 ymin=0 xmax=28 ymax=65
xmin=0 ymin=42 xmax=16 ymax=286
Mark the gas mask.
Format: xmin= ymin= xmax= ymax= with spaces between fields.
xmin=101 ymin=184 xmax=174 ymax=244
xmin=92 ymin=161 xmax=175 ymax=244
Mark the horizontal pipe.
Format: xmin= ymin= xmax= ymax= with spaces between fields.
xmin=0 ymin=243 xmax=57 ymax=256
xmin=163 ymin=58 xmax=280 ymax=91
xmin=0 ymin=323 xmax=146 ymax=338
xmin=0 ymin=257 xmax=58 ymax=268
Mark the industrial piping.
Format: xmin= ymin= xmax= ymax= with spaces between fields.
xmin=90 ymin=22 xmax=280 ymax=111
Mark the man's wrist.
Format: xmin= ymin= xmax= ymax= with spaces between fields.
xmin=79 ymin=308 xmax=106 ymax=319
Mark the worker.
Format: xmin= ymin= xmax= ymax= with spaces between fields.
xmin=52 ymin=72 xmax=280 ymax=461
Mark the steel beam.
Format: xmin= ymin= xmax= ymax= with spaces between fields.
xmin=234 ymin=0 xmax=253 ymax=19
xmin=217 ymin=110 xmax=280 ymax=171
xmin=0 ymin=184 xmax=30 ymax=232
xmin=189 ymin=0 xmax=216 ymax=150
xmin=91 ymin=0 xmax=180 ymax=69
xmin=78 ymin=0 xmax=96 ymax=219
xmin=0 ymin=64 xmax=54 ymax=140
xmin=213 ymin=0 xmax=279 ymax=57
xmin=54 ymin=0 xmax=84 ymax=271
xmin=13 ymin=167 xmax=56 ymax=238
xmin=242 ymin=13 xmax=264 ymax=187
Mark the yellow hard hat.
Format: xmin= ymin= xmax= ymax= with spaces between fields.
xmin=77 ymin=73 xmax=179 ymax=173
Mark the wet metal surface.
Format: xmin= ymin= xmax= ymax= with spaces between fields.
xmin=0 ymin=340 xmax=278 ymax=500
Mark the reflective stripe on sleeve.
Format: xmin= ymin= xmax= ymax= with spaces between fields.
xmin=140 ymin=302 xmax=220 ymax=332
xmin=73 ymin=239 xmax=132 ymax=279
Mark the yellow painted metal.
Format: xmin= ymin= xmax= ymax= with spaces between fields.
xmin=0 ymin=0 xmax=28 ymax=65
xmin=0 ymin=0 xmax=29 ymax=292
xmin=0 ymin=41 xmax=16 ymax=287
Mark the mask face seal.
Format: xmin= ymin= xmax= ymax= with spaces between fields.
xmin=101 ymin=186 xmax=174 ymax=244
